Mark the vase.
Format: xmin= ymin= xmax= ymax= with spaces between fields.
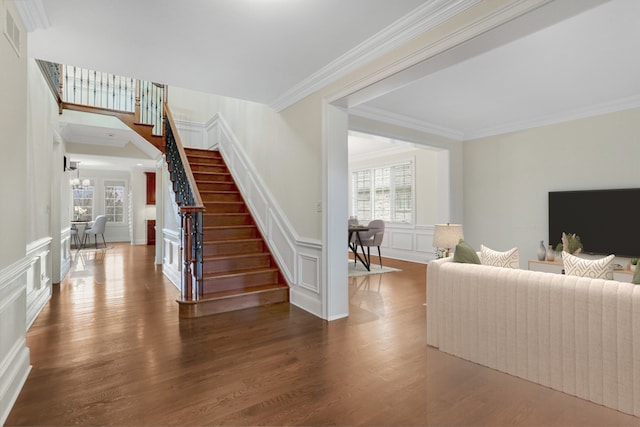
xmin=538 ymin=241 xmax=546 ymax=261
xmin=546 ymin=245 xmax=555 ymax=262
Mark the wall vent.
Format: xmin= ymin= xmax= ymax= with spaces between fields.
xmin=4 ymin=7 xmax=21 ymax=57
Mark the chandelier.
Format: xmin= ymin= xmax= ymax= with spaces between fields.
xmin=69 ymin=161 xmax=90 ymax=187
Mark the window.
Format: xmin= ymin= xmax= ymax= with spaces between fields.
xmin=104 ymin=180 xmax=126 ymax=223
xmin=352 ymin=161 xmax=413 ymax=224
xmin=72 ymin=183 xmax=94 ymax=221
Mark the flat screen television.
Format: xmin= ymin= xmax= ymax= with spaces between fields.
xmin=549 ymin=188 xmax=640 ymax=258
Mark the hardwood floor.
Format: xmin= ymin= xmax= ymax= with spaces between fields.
xmin=6 ymin=244 xmax=640 ymax=426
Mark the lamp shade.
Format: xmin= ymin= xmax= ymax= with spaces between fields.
xmin=433 ymin=223 xmax=464 ymax=249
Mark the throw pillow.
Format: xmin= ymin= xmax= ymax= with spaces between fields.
xmin=453 ymin=239 xmax=481 ymax=264
xmin=562 ymin=252 xmax=614 ymax=280
xmin=633 ymin=265 xmax=640 ymax=285
xmin=480 ymin=245 xmax=519 ymax=268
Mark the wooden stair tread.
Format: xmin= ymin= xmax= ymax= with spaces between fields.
xmin=203 ymin=225 xmax=255 ymax=230
xmin=200 ymin=283 xmax=288 ymax=300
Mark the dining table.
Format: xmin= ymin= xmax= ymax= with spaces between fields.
xmin=348 ymin=225 xmax=371 ymax=271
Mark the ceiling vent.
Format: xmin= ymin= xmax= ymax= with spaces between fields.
xmin=4 ymin=7 xmax=21 ymax=57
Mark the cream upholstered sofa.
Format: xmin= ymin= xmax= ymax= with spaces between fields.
xmin=426 ymin=256 xmax=640 ymax=416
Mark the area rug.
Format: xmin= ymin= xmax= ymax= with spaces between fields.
xmin=348 ymin=261 xmax=401 ymax=277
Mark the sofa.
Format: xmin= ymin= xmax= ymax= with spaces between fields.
xmin=426 ymin=256 xmax=640 ymax=416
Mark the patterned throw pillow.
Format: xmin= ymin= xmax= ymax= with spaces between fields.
xmin=562 ymin=252 xmax=614 ymax=279
xmin=480 ymin=245 xmax=519 ymax=268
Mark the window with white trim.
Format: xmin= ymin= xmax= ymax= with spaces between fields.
xmin=72 ymin=182 xmax=94 ymax=221
xmin=352 ymin=161 xmax=413 ymax=224
xmin=104 ymin=180 xmax=126 ymax=223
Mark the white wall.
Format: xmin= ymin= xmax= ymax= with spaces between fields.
xmin=463 ymin=107 xmax=640 ymax=267
xmin=0 ymin=3 xmax=32 ymax=424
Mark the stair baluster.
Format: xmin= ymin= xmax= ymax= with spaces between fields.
xmin=165 ymin=107 xmax=205 ymax=302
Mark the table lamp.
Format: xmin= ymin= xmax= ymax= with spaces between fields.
xmin=433 ymin=223 xmax=464 ymax=257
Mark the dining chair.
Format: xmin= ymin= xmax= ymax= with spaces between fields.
xmin=359 ymin=219 xmax=385 ymax=268
xmin=81 ymin=215 xmax=107 ymax=249
xmin=70 ymin=224 xmax=80 ymax=248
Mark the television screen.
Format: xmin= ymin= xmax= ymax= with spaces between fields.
xmin=549 ymin=188 xmax=640 ymax=258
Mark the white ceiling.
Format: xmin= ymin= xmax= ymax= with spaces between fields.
xmin=17 ymin=0 xmax=640 ymax=153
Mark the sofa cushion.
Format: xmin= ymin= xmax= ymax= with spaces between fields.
xmin=562 ymin=252 xmax=614 ymax=279
xmin=480 ymin=244 xmax=519 ymax=268
xmin=453 ymin=239 xmax=481 ymax=264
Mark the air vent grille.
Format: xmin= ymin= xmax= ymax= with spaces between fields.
xmin=4 ymin=8 xmax=21 ymax=56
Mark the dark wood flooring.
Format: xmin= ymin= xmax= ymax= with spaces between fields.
xmin=6 ymin=244 xmax=640 ymax=426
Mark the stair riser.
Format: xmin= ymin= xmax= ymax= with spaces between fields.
xmin=202 ymin=271 xmax=279 ymax=293
xmin=198 ymin=182 xmax=237 ymax=192
xmin=205 ymin=203 xmax=246 ymax=214
xmin=203 ymin=214 xmax=253 ymax=227
xmin=201 ymin=192 xmax=243 ymax=203
xmin=190 ymin=164 xmax=227 ymax=173
xmin=202 ymin=256 xmax=272 ymax=274
xmin=203 ymin=240 xmax=265 ymax=256
xmin=193 ymin=172 xmax=232 ymax=182
xmin=204 ymin=227 xmax=258 ymax=241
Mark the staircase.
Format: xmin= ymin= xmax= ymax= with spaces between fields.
xmin=176 ymin=148 xmax=289 ymax=317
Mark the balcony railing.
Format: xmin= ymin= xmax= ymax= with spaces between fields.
xmin=37 ymin=60 xmax=165 ymax=136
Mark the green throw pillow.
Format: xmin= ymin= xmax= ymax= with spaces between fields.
xmin=453 ymin=239 xmax=481 ymax=264
xmin=633 ymin=266 xmax=640 ymax=285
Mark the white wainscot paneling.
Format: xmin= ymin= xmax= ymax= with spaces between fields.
xmin=60 ymin=227 xmax=72 ymax=282
xmin=162 ymin=229 xmax=181 ymax=290
xmin=0 ymin=257 xmax=33 ymax=426
xmin=389 ymin=230 xmax=414 ymax=251
xmin=298 ymin=253 xmax=319 ymax=293
xmin=268 ymin=213 xmax=296 ymax=284
xmin=247 ymin=174 xmax=269 ymax=232
xmin=379 ymin=224 xmax=435 ymax=264
xmin=25 ymin=237 xmax=53 ymax=329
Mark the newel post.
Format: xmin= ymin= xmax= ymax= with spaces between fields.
xmin=180 ymin=206 xmax=205 ymax=302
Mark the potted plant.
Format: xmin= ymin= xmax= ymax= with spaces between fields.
xmin=630 ymin=258 xmax=638 ymax=272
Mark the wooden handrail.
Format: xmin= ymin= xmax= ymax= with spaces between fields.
xmin=164 ymin=104 xmax=204 ymax=209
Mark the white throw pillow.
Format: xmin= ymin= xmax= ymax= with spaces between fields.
xmin=562 ymin=252 xmax=614 ymax=279
xmin=480 ymin=245 xmax=519 ymax=268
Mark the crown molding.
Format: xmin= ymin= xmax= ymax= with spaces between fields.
xmin=269 ymin=0 xmax=480 ymax=112
xmin=326 ymin=0 xmax=551 ymax=108
xmin=465 ymin=95 xmax=640 ymax=140
xmin=11 ymin=0 xmax=49 ymax=32
xmin=350 ymin=104 xmax=464 ymax=141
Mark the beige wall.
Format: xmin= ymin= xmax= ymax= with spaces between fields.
xmin=463 ymin=108 xmax=640 ymax=266
xmin=169 ymin=88 xmax=324 ymax=239
xmin=0 ymin=1 xmax=27 ymax=268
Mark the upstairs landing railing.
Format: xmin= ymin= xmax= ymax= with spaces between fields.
xmin=37 ymin=60 xmax=165 ymax=137
xmin=164 ymin=105 xmax=205 ymax=302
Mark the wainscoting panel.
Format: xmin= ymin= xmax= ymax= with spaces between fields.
xmin=0 ymin=257 xmax=33 ymax=426
xmin=25 ymin=237 xmax=53 ymax=329
xmin=60 ymin=227 xmax=72 ymax=283
xmin=380 ymin=224 xmax=435 ymax=264
xmin=298 ymin=253 xmax=320 ymax=293
xmin=162 ymin=228 xmax=181 ymax=290
xmin=268 ymin=212 xmax=296 ymax=284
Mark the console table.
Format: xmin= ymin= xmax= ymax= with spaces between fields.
xmin=528 ymin=259 xmax=633 ymax=283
